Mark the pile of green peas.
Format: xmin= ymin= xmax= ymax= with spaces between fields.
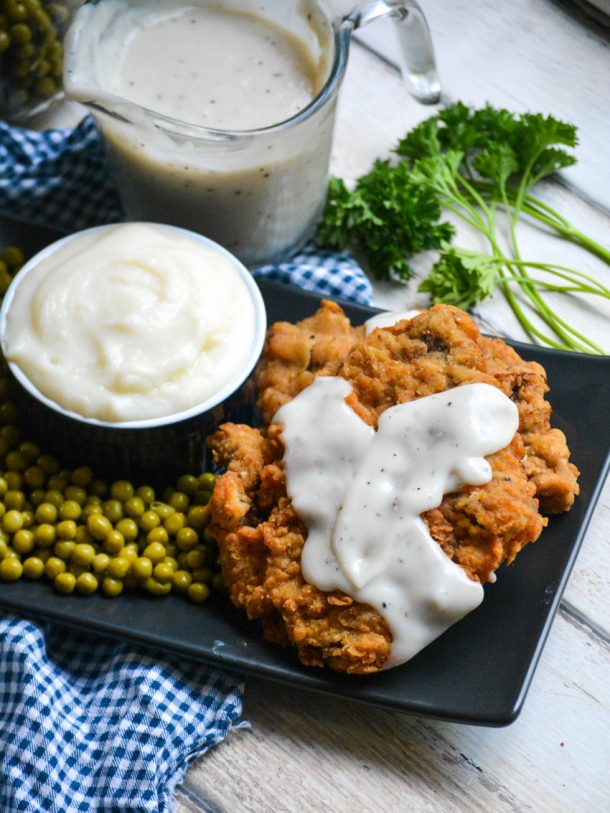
xmin=0 ymin=246 xmax=223 ymax=603
xmin=0 ymin=0 xmax=80 ymax=120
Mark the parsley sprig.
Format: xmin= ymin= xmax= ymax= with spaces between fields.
xmin=318 ymin=103 xmax=610 ymax=353
xmin=319 ymin=163 xmax=453 ymax=282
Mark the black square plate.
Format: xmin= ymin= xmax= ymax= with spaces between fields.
xmin=1 ymin=279 xmax=608 ymax=726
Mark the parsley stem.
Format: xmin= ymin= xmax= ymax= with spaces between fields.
xmin=523 ymin=195 xmax=571 ymax=228
xmin=495 ymin=267 xmax=573 ymax=350
xmin=521 ymin=205 xmax=610 ymax=265
xmin=507 ymin=260 xmax=610 ymax=295
xmin=477 ymin=256 xmax=610 ymax=296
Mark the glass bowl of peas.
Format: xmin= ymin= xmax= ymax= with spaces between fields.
xmin=0 ymin=0 xmax=82 ymax=122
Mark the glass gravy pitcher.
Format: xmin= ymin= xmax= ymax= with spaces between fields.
xmin=64 ymin=0 xmax=440 ymax=267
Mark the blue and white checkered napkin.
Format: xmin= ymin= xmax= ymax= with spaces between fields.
xmin=0 ymin=115 xmax=372 ymax=812
xmin=0 ymin=617 xmax=242 ymax=813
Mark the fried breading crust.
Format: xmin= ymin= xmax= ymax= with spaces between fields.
xmin=209 ymin=304 xmax=579 ymax=674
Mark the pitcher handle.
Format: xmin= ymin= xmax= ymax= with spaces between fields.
xmin=343 ymin=1 xmax=441 ymax=105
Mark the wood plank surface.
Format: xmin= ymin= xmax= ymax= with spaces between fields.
xmin=1 ymin=1 xmax=608 ymax=810
xmin=183 ymin=612 xmax=610 ymax=813
xmin=354 ymin=0 xmax=610 ymax=207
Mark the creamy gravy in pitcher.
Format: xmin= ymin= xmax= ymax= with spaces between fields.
xmin=106 ymin=4 xmax=323 ymax=130
xmin=65 ymin=0 xmax=335 ymax=265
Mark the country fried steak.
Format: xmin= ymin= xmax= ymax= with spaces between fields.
xmin=208 ymin=303 xmax=579 ymax=674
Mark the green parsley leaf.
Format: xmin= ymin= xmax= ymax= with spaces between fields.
xmin=418 ymin=247 xmax=498 ymax=309
xmin=317 ymin=161 xmax=453 ymax=282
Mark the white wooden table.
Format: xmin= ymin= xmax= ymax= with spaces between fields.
xmin=173 ymin=3 xmax=610 ymax=811
xmin=1 ymin=2 xmax=608 ymax=811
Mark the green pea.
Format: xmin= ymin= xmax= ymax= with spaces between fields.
xmin=4 ymin=490 xmax=25 ymax=510
xmin=102 ymin=498 xmax=123 ymax=523
xmin=35 ymin=58 xmax=50 ymax=78
xmin=76 ymin=572 xmax=98 ymax=595
xmin=64 ymin=485 xmax=87 ymax=504
xmin=185 ymin=548 xmax=207 ymax=570
xmin=90 ymin=479 xmax=108 ymax=498
xmin=92 ymin=553 xmax=110 ymax=574
xmin=107 ymin=557 xmax=130 ymax=579
xmin=47 ymin=474 xmax=68 ymax=492
xmin=131 ymin=557 xmax=153 ymax=580
xmin=35 ymin=77 xmax=58 ymax=97
xmin=35 ymin=502 xmax=57 ymax=524
xmin=54 ymin=572 xmax=76 ymax=594
xmin=176 ymin=527 xmax=198 ymax=551
xmin=22 ymin=556 xmax=44 ymax=579
xmin=54 ymin=540 xmax=75 ymax=559
xmin=72 ymin=543 xmax=95 ymax=566
xmin=0 ymin=400 xmax=16 ymax=425
xmin=12 ymin=529 xmax=34 ymax=555
xmin=82 ymin=503 xmax=103 ymax=520
xmin=192 ymin=567 xmax=213 ymax=584
xmin=37 ymin=454 xmax=59 ymax=475
xmin=6 ymin=2 xmax=28 ymax=23
xmin=56 ymin=520 xmax=76 ymax=541
xmin=150 ymin=501 xmax=174 ymax=520
xmin=74 ymin=526 xmax=93 ymax=545
xmin=164 ymin=512 xmax=186 ymax=536
xmin=123 ymin=496 xmax=144 ymax=518
xmin=168 ymin=491 xmax=189 ymax=513
xmin=34 ymin=523 xmax=56 ymax=547
xmin=103 ymin=530 xmax=124 ymax=554
xmin=3 ymin=509 xmax=23 ymax=533
xmin=59 ymin=499 xmax=82 ymax=521
xmin=1 ymin=424 xmax=22 ymax=445
xmin=110 ymin=480 xmax=133 ymax=501
xmin=135 ymin=485 xmax=155 ymax=505
xmin=102 ymin=577 xmax=123 ymax=597
xmin=152 ymin=562 xmax=173 ymax=584
xmin=187 ymin=505 xmax=209 ymax=529
xmin=23 ymin=465 xmax=45 ymax=489
xmin=44 ymin=489 xmax=63 ymax=508
xmin=139 ymin=510 xmax=160 ymax=532
xmin=44 ymin=556 xmax=65 ymax=580
xmin=115 ymin=518 xmax=138 ymax=541
xmin=172 ymin=570 xmax=192 ymax=592
xmin=142 ymin=542 xmax=165 ymax=565
xmin=144 ymin=577 xmax=171 ymax=596
xmin=118 ymin=546 xmax=138 ymax=565
xmin=187 ymin=582 xmax=210 ymax=603
xmin=70 ymin=467 xmax=93 ymax=488
xmin=146 ymin=526 xmax=168 ymax=545
xmin=5 ymin=471 xmax=23 ymax=491
xmin=0 ymin=557 xmax=23 ymax=581
xmin=198 ymin=472 xmax=216 ymax=491
xmin=87 ymin=513 xmax=112 ymax=540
